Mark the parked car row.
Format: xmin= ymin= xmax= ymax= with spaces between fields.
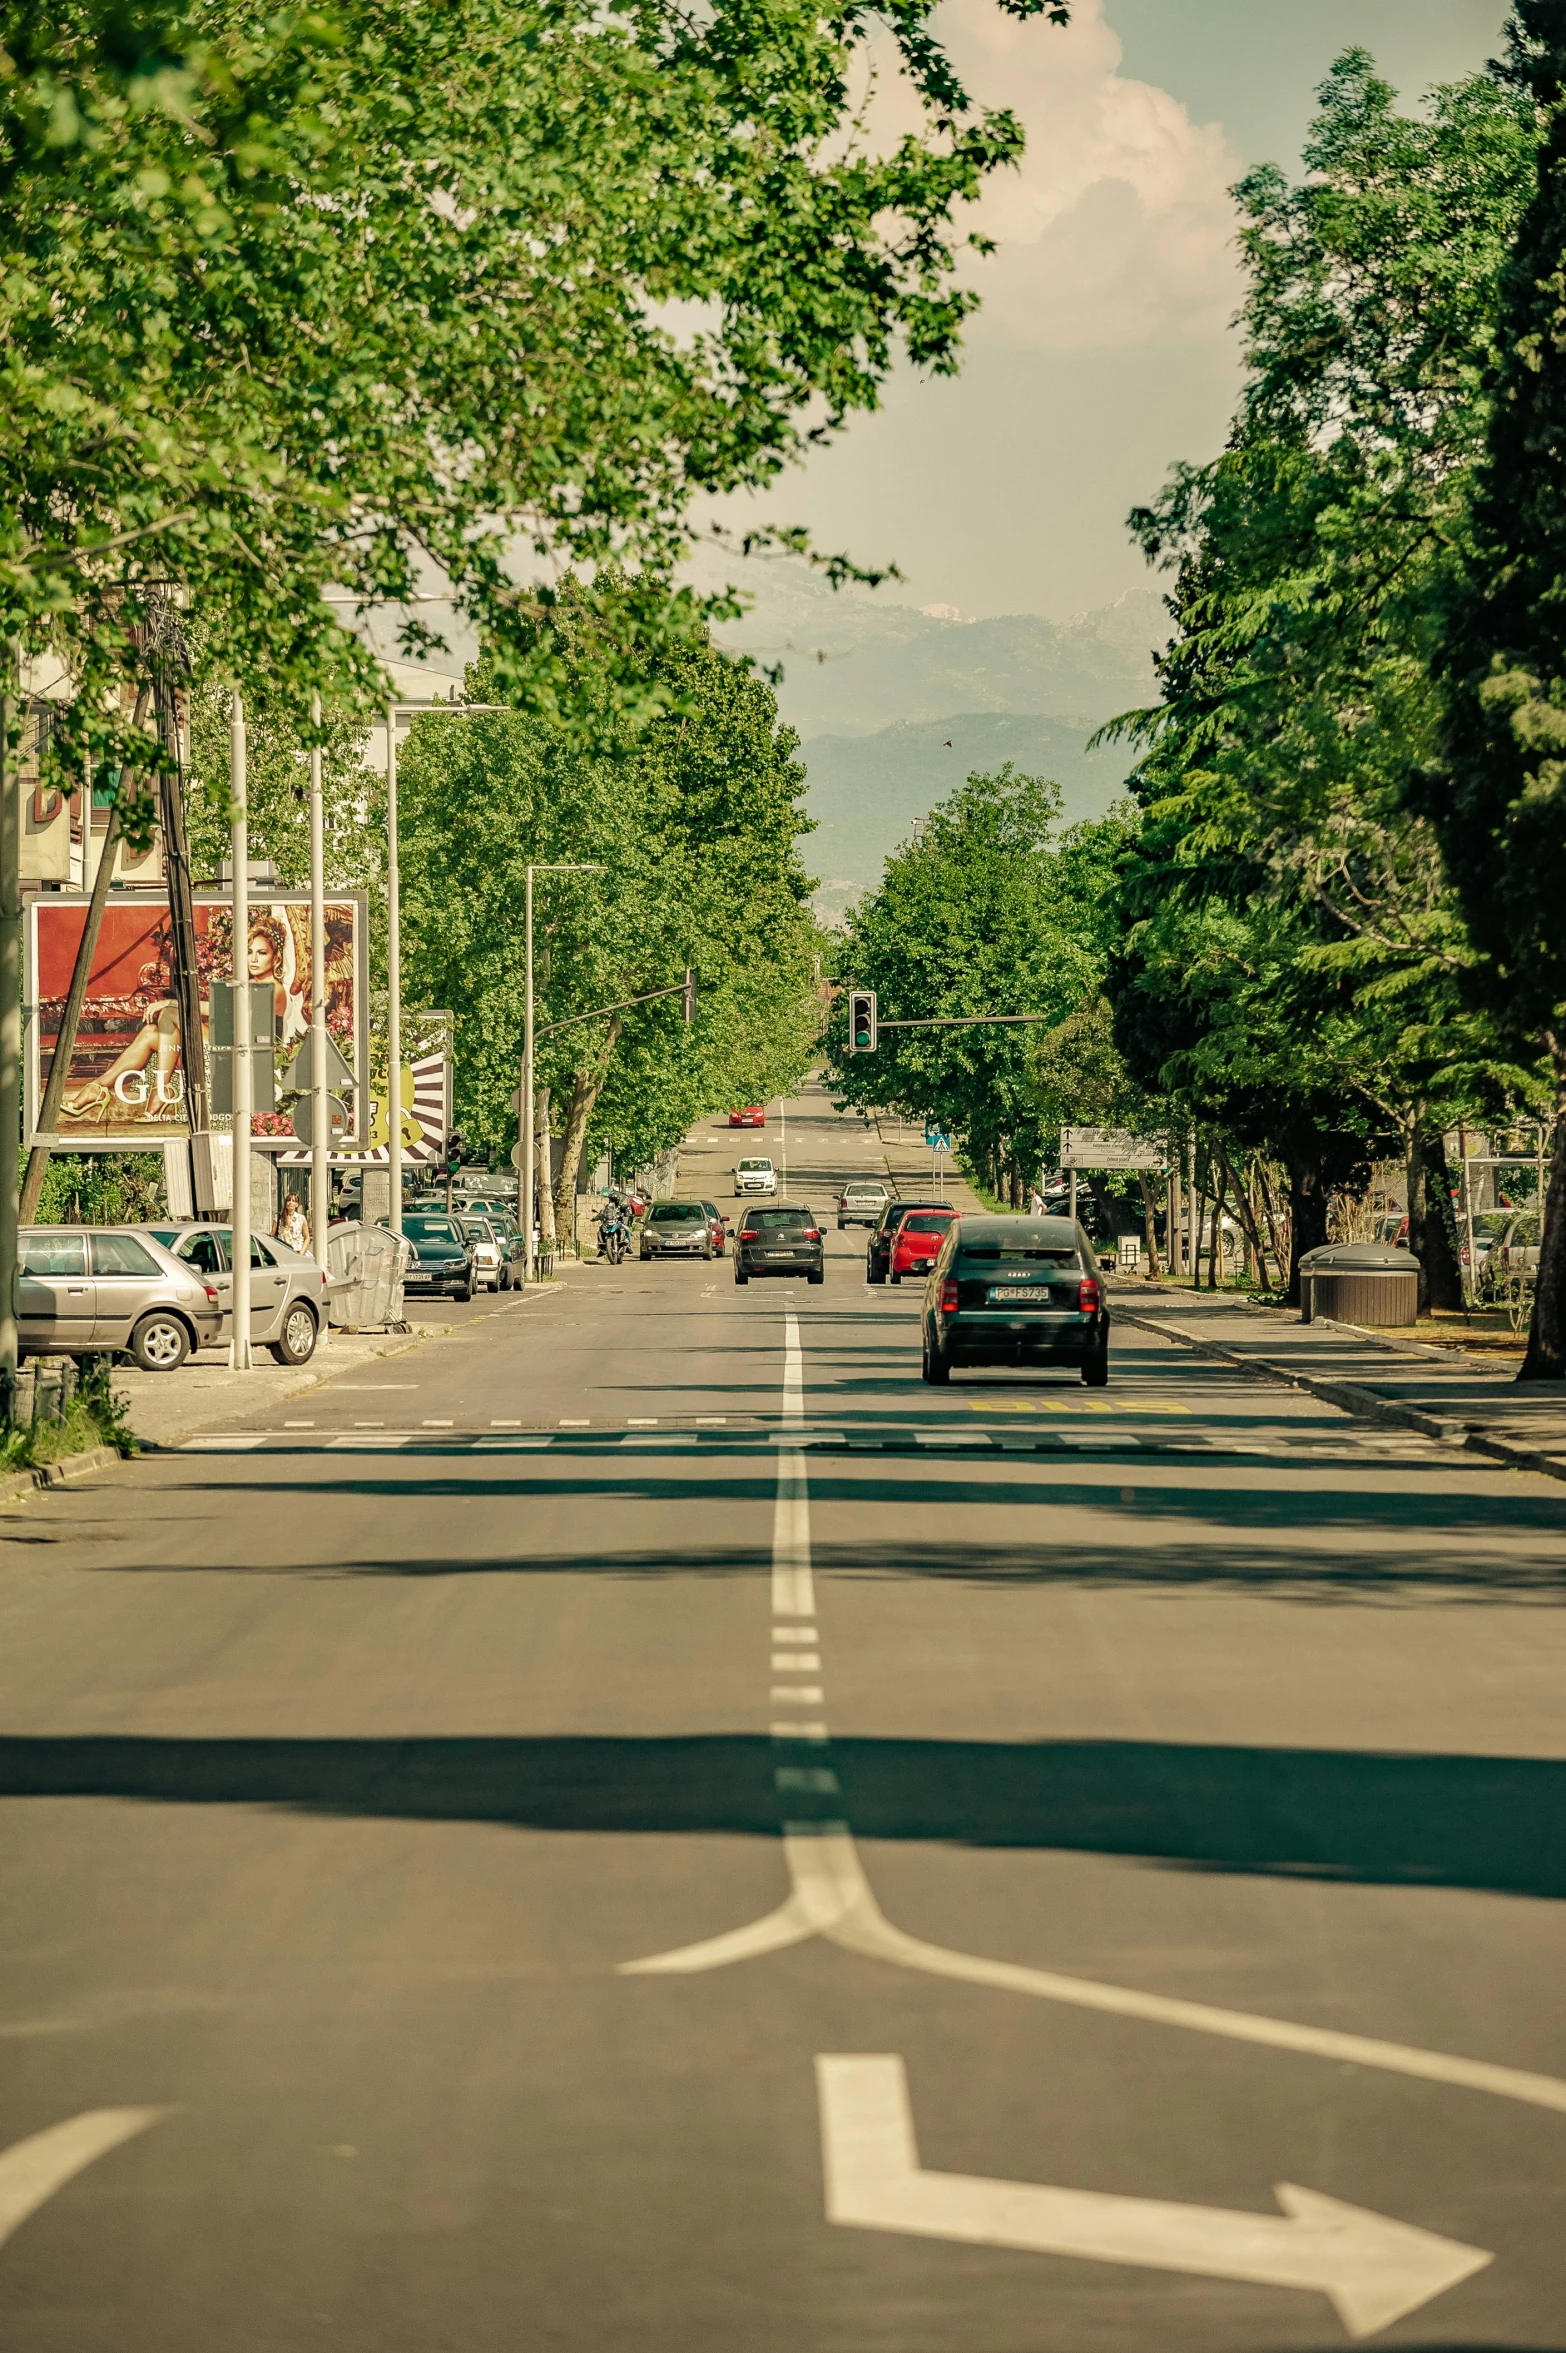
xmin=18 ymin=1222 xmax=330 ymax=1371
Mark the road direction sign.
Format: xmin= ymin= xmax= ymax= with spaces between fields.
xmin=816 ymin=2055 xmax=1490 ymax=2339
xmin=1059 ymin=1126 xmax=1168 ymax=1171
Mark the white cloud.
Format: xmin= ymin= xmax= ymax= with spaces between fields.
xmin=879 ymin=0 xmax=1244 ymax=350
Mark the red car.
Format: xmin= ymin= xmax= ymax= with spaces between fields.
xmin=890 ymin=1206 xmax=960 ymax=1283
xmin=728 ymin=1106 xmax=766 ymax=1127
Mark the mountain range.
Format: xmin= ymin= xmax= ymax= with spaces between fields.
xmin=708 ymin=560 xmax=1167 ymax=917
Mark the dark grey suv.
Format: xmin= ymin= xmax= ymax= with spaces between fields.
xmin=734 ymin=1205 xmax=825 ymax=1285
xmin=920 ymin=1214 xmax=1108 ymax=1385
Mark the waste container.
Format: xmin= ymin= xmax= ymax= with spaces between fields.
xmin=1299 ymin=1242 xmax=1420 ymax=1327
xmin=326 ymin=1220 xmax=409 ymax=1330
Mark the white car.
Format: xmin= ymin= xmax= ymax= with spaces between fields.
xmin=734 ymin=1156 xmax=778 ymax=1197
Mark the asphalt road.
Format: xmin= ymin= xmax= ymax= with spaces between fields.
xmin=1 ymin=1082 xmax=1563 ymax=2352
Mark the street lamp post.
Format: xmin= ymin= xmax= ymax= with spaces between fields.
xmin=230 ymin=690 xmax=253 ymax=1369
xmin=308 ymin=693 xmax=330 ymax=1262
xmin=523 ymin=863 xmax=604 ymax=1282
xmin=382 ymin=697 xmax=504 ymax=1238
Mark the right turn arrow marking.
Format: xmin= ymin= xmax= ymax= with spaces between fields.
xmin=816 ymin=2056 xmax=1491 ymax=2341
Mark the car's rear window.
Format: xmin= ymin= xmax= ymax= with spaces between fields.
xmin=405 ymin=1217 xmax=461 ymax=1242
xmin=960 ymin=1245 xmax=1080 ymax=1265
xmin=845 ymin=1185 xmax=885 ymax=1198
xmin=651 ymin=1203 xmax=705 ymax=1223
xmin=902 ymin=1213 xmax=956 ymax=1236
xmin=748 ymin=1208 xmax=811 ymax=1229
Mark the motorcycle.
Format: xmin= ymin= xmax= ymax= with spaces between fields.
xmin=596 ymin=1199 xmax=630 ymax=1266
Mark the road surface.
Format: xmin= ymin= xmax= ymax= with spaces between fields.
xmin=0 ymin=1083 xmax=1562 ymax=2351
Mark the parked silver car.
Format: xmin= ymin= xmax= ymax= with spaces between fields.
xmin=19 ymin=1226 xmax=222 ymax=1371
xmin=144 ymin=1224 xmax=329 ymax=1364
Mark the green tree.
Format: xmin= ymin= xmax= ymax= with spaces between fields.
xmin=1423 ymin=5 xmax=1566 ymax=1377
xmin=826 ymin=771 xmax=1133 ymax=1199
xmin=395 ymin=620 xmax=820 ymax=1223
xmin=3 ymin=0 xmax=1066 ymax=799
xmin=1104 ymin=48 xmax=1542 ymax=1302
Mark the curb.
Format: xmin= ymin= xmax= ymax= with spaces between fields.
xmin=0 ymin=1444 xmax=126 ymax=1508
xmin=1117 ymin=1309 xmax=1566 ymax=1485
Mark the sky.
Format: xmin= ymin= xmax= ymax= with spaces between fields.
xmin=725 ymin=0 xmax=1510 ymax=623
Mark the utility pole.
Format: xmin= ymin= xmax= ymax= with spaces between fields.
xmin=0 ymin=651 xmax=20 ymax=1407
xmin=523 ymin=864 xmax=534 ymax=1279
xmin=229 ymin=691 xmax=253 ymax=1369
xmin=385 ymin=701 xmax=403 ymax=1238
xmin=309 ymin=693 xmax=330 ymax=1255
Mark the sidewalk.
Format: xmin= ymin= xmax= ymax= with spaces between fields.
xmin=108 ymin=1284 xmax=571 ymax=1451
xmin=873 ymin=1114 xmax=985 ymax=1211
xmin=1115 ymin=1287 xmax=1566 ymax=1483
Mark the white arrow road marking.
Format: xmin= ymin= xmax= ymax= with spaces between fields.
xmin=626 ymin=1430 xmax=1566 ymax=2120
xmin=0 ymin=2109 xmax=174 ymax=2250
xmin=816 ymin=2056 xmax=1491 ymax=2340
xmin=622 ymin=1824 xmax=1566 ymax=2110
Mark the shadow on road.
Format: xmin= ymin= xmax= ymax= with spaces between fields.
xmin=2 ymin=1732 xmax=1562 ymax=1898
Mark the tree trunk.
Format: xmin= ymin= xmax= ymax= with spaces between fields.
xmin=1255 ymin=1159 xmax=1288 ymax=1290
xmin=1136 ymin=1173 xmax=1161 ymax=1277
xmin=1220 ymin=1147 xmax=1267 ymax=1290
xmin=551 ymin=1017 xmax=622 ymax=1236
xmin=1520 ymin=1054 xmax=1566 ymax=1380
xmin=1286 ymin=1155 xmax=1330 ymax=1306
xmin=1407 ymin=1121 xmax=1464 ymax=1313
xmin=1207 ymin=1165 xmax=1228 ymax=1288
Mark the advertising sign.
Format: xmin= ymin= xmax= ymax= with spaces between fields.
xmin=1058 ymin=1126 xmax=1169 ymax=1172
xmin=28 ymin=893 xmax=367 ymax=1150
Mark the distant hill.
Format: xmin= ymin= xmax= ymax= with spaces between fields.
xmin=709 ymin=558 xmax=1165 ymax=741
xmin=802 ymin=713 xmax=1135 ymax=921
xmin=700 ymin=559 xmax=1163 ymax=917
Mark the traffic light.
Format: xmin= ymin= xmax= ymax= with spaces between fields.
xmin=682 ymin=967 xmax=696 ymax=1024
xmin=444 ymin=1128 xmax=467 ymax=1175
xmin=847 ymin=987 xmax=877 ymax=1055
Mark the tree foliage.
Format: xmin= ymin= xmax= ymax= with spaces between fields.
xmin=395 ymin=612 xmax=821 ymax=1206
xmin=825 ymin=770 xmax=1135 ymax=1197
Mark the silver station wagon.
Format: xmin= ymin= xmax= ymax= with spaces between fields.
xmin=19 ymin=1226 xmax=223 ymax=1372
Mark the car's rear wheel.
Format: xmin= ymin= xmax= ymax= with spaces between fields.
xmin=270 ymin=1302 xmax=319 ymax=1366
xmin=1082 ymin=1337 xmax=1109 ymax=1387
xmin=889 ymin=1270 xmax=902 ymax=1285
xmin=734 ymin=1266 xmax=749 ymax=1285
xmin=921 ymin=1333 xmax=950 ymax=1385
xmin=128 ymin=1311 xmax=189 ymax=1373
xmin=808 ymin=1268 xmax=824 ymax=1285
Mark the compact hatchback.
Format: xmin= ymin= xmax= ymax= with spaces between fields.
xmin=728 ymin=1106 xmax=767 ymax=1128
xmin=734 ymin=1206 xmax=825 ymax=1284
xmin=889 ymin=1205 xmax=959 ymax=1282
xmin=838 ymin=1181 xmax=890 ymax=1229
xmin=641 ymin=1201 xmax=719 ymax=1260
xmin=145 ymin=1224 xmax=329 ymax=1364
xmin=865 ymin=1198 xmax=949 ymax=1284
xmin=920 ymin=1213 xmax=1109 ymax=1385
xmin=734 ymin=1156 xmax=778 ymax=1197
xmin=20 ymin=1225 xmax=223 ymax=1371
xmin=389 ymin=1212 xmax=479 ymax=1300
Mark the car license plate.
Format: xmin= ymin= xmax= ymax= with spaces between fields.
xmin=989 ymin=1284 xmax=1051 ymax=1303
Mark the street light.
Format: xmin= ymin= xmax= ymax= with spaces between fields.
xmin=523 ymin=863 xmax=605 ymax=1282
xmin=382 ymin=696 xmax=503 ymax=1234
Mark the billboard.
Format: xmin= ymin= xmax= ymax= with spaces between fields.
xmin=28 ymin=893 xmax=367 ymax=1150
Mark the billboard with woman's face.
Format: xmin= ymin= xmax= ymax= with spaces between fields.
xmin=27 ymin=894 xmax=367 ymax=1147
